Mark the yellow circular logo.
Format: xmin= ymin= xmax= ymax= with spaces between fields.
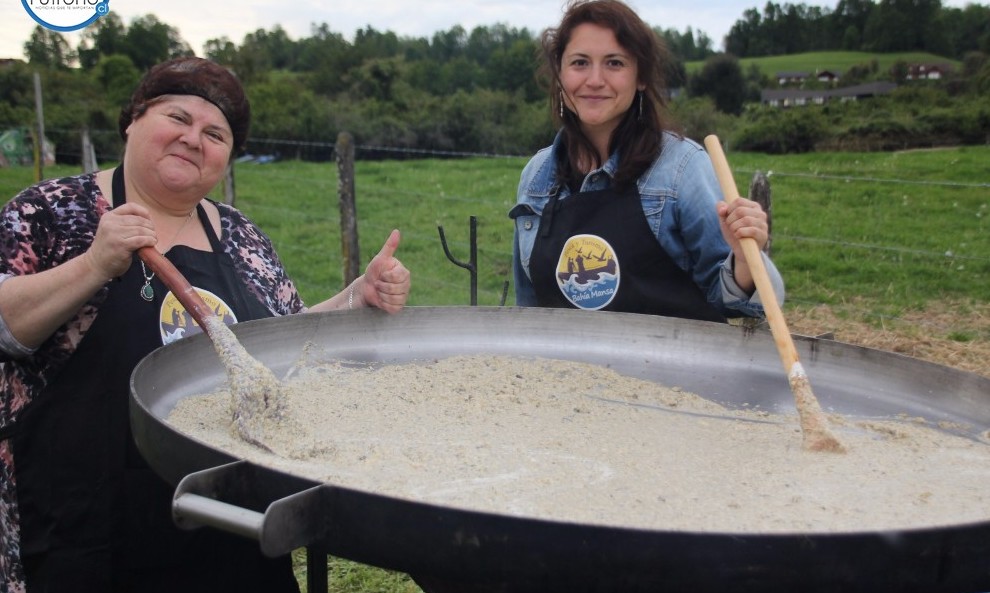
xmin=158 ymin=288 xmax=237 ymax=345
xmin=555 ymin=234 xmax=620 ymax=310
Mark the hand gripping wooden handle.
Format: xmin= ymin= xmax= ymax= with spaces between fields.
xmin=702 ymin=135 xmax=800 ymax=370
xmin=703 ymin=136 xmax=845 ymax=453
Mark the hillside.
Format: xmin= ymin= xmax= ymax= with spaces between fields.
xmin=686 ymin=50 xmax=961 ymax=77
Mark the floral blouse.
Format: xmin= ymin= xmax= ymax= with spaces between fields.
xmin=0 ymin=172 xmax=305 ymax=591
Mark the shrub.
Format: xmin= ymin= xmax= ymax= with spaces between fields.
xmin=732 ymin=107 xmax=829 ymax=153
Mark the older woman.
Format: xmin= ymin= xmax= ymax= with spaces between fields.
xmin=510 ymin=0 xmax=783 ymax=320
xmin=0 ymin=57 xmax=410 ymax=592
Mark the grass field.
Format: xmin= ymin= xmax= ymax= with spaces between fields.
xmin=8 ymin=146 xmax=985 ymax=321
xmin=237 ymin=146 xmax=989 ymax=321
xmin=2 ymin=144 xmax=988 ymax=591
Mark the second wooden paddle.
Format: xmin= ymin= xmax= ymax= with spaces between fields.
xmin=702 ymin=136 xmax=845 ymax=453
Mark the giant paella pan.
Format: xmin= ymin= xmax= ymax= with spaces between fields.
xmin=130 ymin=306 xmax=990 ymax=593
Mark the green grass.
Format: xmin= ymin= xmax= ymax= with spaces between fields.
xmin=225 ymin=148 xmax=989 ymax=323
xmin=229 ymin=156 xmax=526 ymax=308
xmin=686 ymin=50 xmax=961 ymax=77
xmin=4 ymin=147 xmax=988 ymax=319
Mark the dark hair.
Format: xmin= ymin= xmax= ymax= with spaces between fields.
xmin=540 ymin=0 xmax=676 ymax=187
xmin=118 ymin=57 xmax=251 ymax=152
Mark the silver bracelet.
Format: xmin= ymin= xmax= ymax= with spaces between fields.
xmin=348 ymin=285 xmax=354 ymax=309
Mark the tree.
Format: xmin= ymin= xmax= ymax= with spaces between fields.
xmin=864 ymin=0 xmax=947 ymax=53
xmin=430 ymin=25 xmax=468 ymax=62
xmin=345 ymin=57 xmax=404 ymax=101
xmin=78 ymin=12 xmax=127 ymax=69
xmin=660 ymin=26 xmax=715 ymax=62
xmin=831 ymin=0 xmax=874 ymax=50
xmin=353 ymin=26 xmax=401 ymax=62
xmin=125 ymin=15 xmax=191 ymax=70
xmin=95 ymin=54 xmax=141 ymax=110
xmin=725 ymin=8 xmax=762 ymax=57
xmin=204 ymin=37 xmax=240 ymax=66
xmin=24 ymin=27 xmax=75 ymax=69
xmin=464 ymin=24 xmax=531 ymax=66
xmin=670 ymin=97 xmax=736 ymax=144
xmin=0 ymin=61 xmax=34 ymax=127
xmin=942 ymin=4 xmax=990 ymax=58
xmin=297 ymin=24 xmax=360 ymax=95
xmin=485 ymin=38 xmax=541 ymax=101
xmin=438 ymin=56 xmax=482 ymax=95
xmin=689 ymin=53 xmax=747 ymax=115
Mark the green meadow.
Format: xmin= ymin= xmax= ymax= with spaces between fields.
xmin=3 ymin=145 xmax=988 ymax=328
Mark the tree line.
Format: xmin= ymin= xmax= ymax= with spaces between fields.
xmin=2 ymin=0 xmax=989 ymax=162
xmin=725 ymin=0 xmax=989 ymax=58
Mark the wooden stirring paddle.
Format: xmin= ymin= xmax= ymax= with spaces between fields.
xmin=138 ymin=247 xmax=286 ymax=452
xmin=703 ymin=136 xmax=845 ymax=453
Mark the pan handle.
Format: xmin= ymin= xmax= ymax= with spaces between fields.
xmin=172 ymin=460 xmax=329 ymax=557
xmin=174 ymin=491 xmax=264 ymax=540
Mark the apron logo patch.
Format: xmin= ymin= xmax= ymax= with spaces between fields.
xmin=556 ymin=234 xmax=619 ymax=310
xmin=158 ymin=288 xmax=238 ymax=345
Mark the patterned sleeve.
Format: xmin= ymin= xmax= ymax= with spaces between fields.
xmin=215 ymin=202 xmax=305 ymax=316
xmin=0 ymin=174 xmax=107 ymax=419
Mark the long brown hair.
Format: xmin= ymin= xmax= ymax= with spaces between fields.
xmin=539 ymin=0 xmax=676 ymax=188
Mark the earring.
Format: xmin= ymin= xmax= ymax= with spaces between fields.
xmin=559 ymin=90 xmax=565 ymax=118
xmin=638 ymin=91 xmax=644 ymax=121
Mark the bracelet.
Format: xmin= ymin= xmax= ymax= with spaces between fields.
xmin=348 ymin=285 xmax=354 ymax=310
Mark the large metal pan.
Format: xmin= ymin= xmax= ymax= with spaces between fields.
xmin=129 ymin=306 xmax=990 ymax=593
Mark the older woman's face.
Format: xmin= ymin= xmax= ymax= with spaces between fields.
xmin=124 ymin=94 xmax=233 ymax=199
xmin=560 ymin=23 xmax=644 ymax=140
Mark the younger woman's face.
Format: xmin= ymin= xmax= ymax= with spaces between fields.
xmin=560 ymin=23 xmax=644 ymax=141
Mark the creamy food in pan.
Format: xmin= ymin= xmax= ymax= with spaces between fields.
xmin=168 ymin=353 xmax=990 ymax=534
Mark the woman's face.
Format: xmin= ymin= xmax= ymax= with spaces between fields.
xmin=124 ymin=94 xmax=233 ymax=199
xmin=560 ymin=23 xmax=644 ymax=141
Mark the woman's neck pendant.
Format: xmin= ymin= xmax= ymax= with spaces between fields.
xmin=140 ymin=261 xmax=156 ymax=302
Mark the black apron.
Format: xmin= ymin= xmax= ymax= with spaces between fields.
xmin=12 ymin=168 xmax=299 ymax=593
xmin=530 ymin=185 xmax=725 ymax=322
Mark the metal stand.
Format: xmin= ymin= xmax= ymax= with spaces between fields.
xmin=438 ymin=216 xmax=478 ymax=305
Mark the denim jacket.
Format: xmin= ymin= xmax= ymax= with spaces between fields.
xmin=509 ymin=131 xmax=784 ymax=318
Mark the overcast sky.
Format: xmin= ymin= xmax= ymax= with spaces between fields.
xmin=2 ymin=0 xmax=983 ymax=61
xmin=3 ymin=0 xmax=780 ymax=59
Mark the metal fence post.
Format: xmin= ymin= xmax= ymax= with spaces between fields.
xmin=438 ymin=216 xmax=478 ymax=305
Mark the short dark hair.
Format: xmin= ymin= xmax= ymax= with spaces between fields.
xmin=118 ymin=57 xmax=251 ymax=152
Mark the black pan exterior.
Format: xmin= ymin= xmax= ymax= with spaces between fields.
xmin=129 ymin=307 xmax=990 ymax=593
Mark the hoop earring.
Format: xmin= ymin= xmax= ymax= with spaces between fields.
xmin=638 ymin=91 xmax=644 ymax=121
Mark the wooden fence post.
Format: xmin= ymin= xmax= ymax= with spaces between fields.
xmin=81 ymin=127 xmax=98 ymax=173
xmin=336 ymin=132 xmax=360 ymax=287
xmin=222 ymin=162 xmax=236 ymax=205
xmin=33 ymin=72 xmax=45 ymax=182
xmin=749 ymin=171 xmax=773 ymax=256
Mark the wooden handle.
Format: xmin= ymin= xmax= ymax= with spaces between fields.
xmin=703 ymin=135 xmax=801 ymax=370
xmin=137 ymin=246 xmax=216 ymax=330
